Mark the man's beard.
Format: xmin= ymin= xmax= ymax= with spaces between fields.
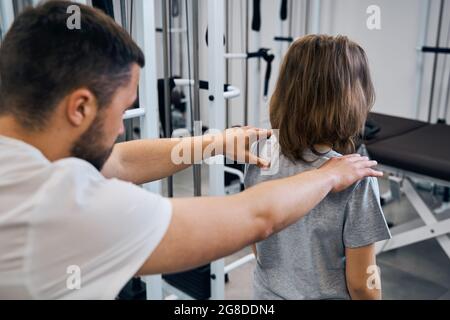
xmin=71 ymin=114 xmax=114 ymax=171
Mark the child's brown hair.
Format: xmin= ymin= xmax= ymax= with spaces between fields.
xmin=270 ymin=35 xmax=375 ymax=161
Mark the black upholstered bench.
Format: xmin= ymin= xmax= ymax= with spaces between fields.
xmin=366 ymin=123 xmax=450 ymax=182
xmin=365 ymin=112 xmax=428 ymax=145
xmin=362 ymin=113 xmax=450 ymax=260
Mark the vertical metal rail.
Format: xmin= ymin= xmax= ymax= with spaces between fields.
xmin=208 ymin=0 xmax=226 ymax=300
xmin=162 ymin=0 xmax=174 ymax=197
xmin=135 ymin=0 xmax=164 ymax=300
xmin=414 ymin=0 xmax=431 ymax=119
xmin=191 ymin=0 xmax=202 ymax=197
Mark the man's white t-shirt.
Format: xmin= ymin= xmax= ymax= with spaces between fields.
xmin=0 ymin=136 xmax=173 ymax=300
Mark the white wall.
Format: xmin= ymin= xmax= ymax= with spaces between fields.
xmin=321 ymin=0 xmax=422 ymax=118
xmin=225 ymin=0 xmax=450 ymax=125
xmin=320 ymin=0 xmax=450 ymax=122
xmin=152 ymin=0 xmax=450 ymax=129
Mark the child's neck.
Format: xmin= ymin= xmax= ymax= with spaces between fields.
xmin=313 ymin=144 xmax=333 ymax=154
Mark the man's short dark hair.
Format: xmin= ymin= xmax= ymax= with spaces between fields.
xmin=0 ymin=0 xmax=145 ymax=130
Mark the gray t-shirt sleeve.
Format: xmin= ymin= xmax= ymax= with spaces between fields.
xmin=343 ymin=177 xmax=391 ymax=248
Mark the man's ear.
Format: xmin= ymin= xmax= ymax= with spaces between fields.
xmin=65 ymin=88 xmax=98 ymax=127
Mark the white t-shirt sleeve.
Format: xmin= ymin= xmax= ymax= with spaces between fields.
xmin=28 ymin=162 xmax=172 ymax=300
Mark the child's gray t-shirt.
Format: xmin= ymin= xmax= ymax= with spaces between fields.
xmin=244 ymin=138 xmax=391 ymax=300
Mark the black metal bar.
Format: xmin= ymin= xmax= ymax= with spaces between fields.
xmin=162 ymin=0 xmax=174 ymax=197
xmin=191 ymin=0 xmax=202 ymax=198
xmin=280 ymin=0 xmax=288 ymax=20
xmin=264 ymin=54 xmax=274 ymax=97
xmin=252 ymin=0 xmax=261 ymax=31
xmin=444 ymin=70 xmax=450 ymax=122
xmin=274 ymin=36 xmax=294 ymax=42
xmin=422 ymin=46 xmax=450 ymax=54
xmin=246 ymin=49 xmax=275 ymax=98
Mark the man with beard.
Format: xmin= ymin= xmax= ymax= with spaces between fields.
xmin=0 ymin=1 xmax=382 ymax=299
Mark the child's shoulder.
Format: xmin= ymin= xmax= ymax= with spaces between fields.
xmin=245 ymin=140 xmax=339 ymax=187
xmin=301 ymin=149 xmax=380 ymax=201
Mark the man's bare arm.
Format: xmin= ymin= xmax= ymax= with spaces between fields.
xmin=102 ymin=137 xmax=201 ymax=185
xmin=102 ymin=128 xmax=270 ymax=185
xmin=138 ymin=155 xmax=382 ymax=275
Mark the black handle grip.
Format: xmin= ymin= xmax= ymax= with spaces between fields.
xmin=252 ymin=0 xmax=261 ymax=31
xmin=274 ymin=36 xmax=294 ymax=42
xmin=245 ymin=48 xmax=275 ymax=99
xmin=280 ymin=0 xmax=288 ymax=20
xmin=264 ymin=53 xmax=275 ymax=97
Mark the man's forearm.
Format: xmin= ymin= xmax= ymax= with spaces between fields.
xmin=102 ymin=135 xmax=218 ymax=184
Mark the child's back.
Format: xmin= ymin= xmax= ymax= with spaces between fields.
xmin=245 ymin=138 xmax=390 ymax=300
xmin=245 ymin=34 xmax=391 ymax=299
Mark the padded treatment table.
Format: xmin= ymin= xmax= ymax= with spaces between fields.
xmin=363 ymin=113 xmax=450 ymax=260
xmin=366 ymin=124 xmax=450 ymax=181
xmin=365 ymin=113 xmax=428 ymax=145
